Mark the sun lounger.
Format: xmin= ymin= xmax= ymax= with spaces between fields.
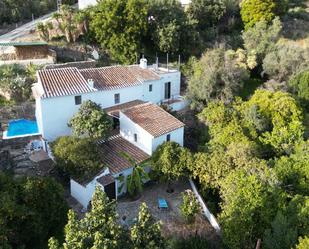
xmin=158 ymin=198 xmax=168 ymax=209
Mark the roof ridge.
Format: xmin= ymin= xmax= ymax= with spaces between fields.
xmin=38 ymin=66 xmax=80 ymax=73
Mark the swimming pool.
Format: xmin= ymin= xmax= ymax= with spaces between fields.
xmin=3 ymin=119 xmax=40 ymax=139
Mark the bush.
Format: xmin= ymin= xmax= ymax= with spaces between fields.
xmin=0 ymin=64 xmax=37 ymax=103
xmin=0 ymin=173 xmax=68 ymax=249
xmin=288 ymin=69 xmax=309 ymax=110
xmin=169 ymin=235 xmax=213 ymax=249
xmin=51 ymin=136 xmax=101 ymax=181
xmin=180 ymin=190 xmax=200 ymax=223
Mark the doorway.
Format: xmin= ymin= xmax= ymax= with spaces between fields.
xmin=164 ymin=82 xmax=171 ymax=99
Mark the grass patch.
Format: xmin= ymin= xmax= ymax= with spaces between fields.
xmin=240 ymin=78 xmax=264 ymax=100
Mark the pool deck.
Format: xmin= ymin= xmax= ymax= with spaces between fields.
xmin=2 ymin=130 xmax=41 ymax=140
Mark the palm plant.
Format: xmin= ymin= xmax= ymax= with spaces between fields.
xmin=119 ymin=152 xmax=149 ymax=199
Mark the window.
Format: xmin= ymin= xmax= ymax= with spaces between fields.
xmin=166 ymin=134 xmax=171 ymax=142
xmin=114 ymin=93 xmax=120 ymax=104
xmin=75 ymin=95 xmax=81 ymax=105
xmin=134 ymin=133 xmax=137 ymax=142
xmin=149 ymin=84 xmax=153 ymax=92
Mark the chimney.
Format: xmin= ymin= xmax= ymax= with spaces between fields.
xmin=87 ymin=79 xmax=95 ymax=89
xmin=139 ymin=58 xmax=147 ymax=69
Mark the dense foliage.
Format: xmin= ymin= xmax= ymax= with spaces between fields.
xmin=49 ymin=187 xmax=122 ymax=249
xmin=152 ymin=141 xmax=192 ymax=190
xmin=51 ymin=136 xmax=101 ymax=181
xmin=68 ymin=100 xmax=112 ymax=139
xmin=240 ymin=0 xmax=279 ymax=30
xmin=180 ymin=190 xmax=200 ymax=223
xmin=0 ymin=173 xmax=68 ymax=249
xmin=49 ymin=188 xmax=165 ymax=249
xmin=119 ymin=152 xmax=149 ymax=198
xmin=90 ymin=0 xmax=148 ymax=64
xmin=187 ymin=47 xmax=253 ymax=110
xmin=289 ymin=69 xmax=309 ymax=110
xmin=0 ymin=64 xmax=37 ymax=102
xmin=0 ymin=0 xmax=74 ymax=24
xmin=131 ymin=203 xmax=166 ymax=249
xmin=191 ymin=89 xmax=308 ymax=248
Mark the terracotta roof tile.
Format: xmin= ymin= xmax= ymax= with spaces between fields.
xmin=79 ymin=65 xmax=160 ymax=90
xmin=122 ymin=103 xmax=185 ymax=137
xmin=104 ymin=100 xmax=146 ymax=118
xmin=37 ymin=67 xmax=93 ymax=98
xmin=37 ymin=65 xmax=160 ymax=98
xmin=98 ymin=135 xmax=150 ymax=174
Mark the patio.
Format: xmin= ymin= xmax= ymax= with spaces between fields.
xmin=117 ymin=179 xmax=218 ymax=240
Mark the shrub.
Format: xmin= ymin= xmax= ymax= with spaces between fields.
xmin=51 ymin=136 xmax=101 ymax=181
xmin=180 ymin=190 xmax=200 ymax=223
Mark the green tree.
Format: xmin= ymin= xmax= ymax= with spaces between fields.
xmin=240 ymin=0 xmax=277 ymax=30
xmin=242 ymin=17 xmax=282 ymax=63
xmin=147 ymin=0 xmax=199 ymax=55
xmin=219 ymin=166 xmax=279 ymax=249
xmin=130 ymin=203 xmax=165 ymax=249
xmin=295 ymin=236 xmax=309 ymax=249
xmin=68 ymin=100 xmax=112 ymax=139
xmin=49 ymin=187 xmax=122 ymax=249
xmin=263 ymin=44 xmax=309 ymax=82
xmin=263 ymin=211 xmax=298 ymax=249
xmin=0 ymin=64 xmax=36 ymax=103
xmin=187 ymin=48 xmax=251 ymax=110
xmin=274 ymin=141 xmax=309 ymax=196
xmin=187 ymin=0 xmax=226 ymax=30
xmin=36 ymin=21 xmax=53 ymax=41
xmin=152 ymin=141 xmax=193 ymax=192
xmin=119 ymin=152 xmax=149 ymax=198
xmin=180 ymin=190 xmax=200 ymax=223
xmin=51 ymin=136 xmax=101 ymax=181
xmin=289 ymin=69 xmax=309 ymax=110
xmin=90 ymin=0 xmax=148 ymax=64
xmin=0 ymin=173 xmax=68 ymax=249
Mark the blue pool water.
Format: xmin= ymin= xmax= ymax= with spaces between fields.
xmin=7 ymin=119 xmax=39 ymax=137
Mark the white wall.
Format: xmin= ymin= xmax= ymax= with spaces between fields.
xmin=36 ymin=69 xmax=181 ymax=141
xmin=39 ymin=84 xmax=144 ymax=140
xmin=142 ymin=71 xmax=181 ymax=104
xmin=119 ymin=112 xmax=153 ymax=155
xmin=70 ymin=168 xmax=109 ymax=209
xmin=78 ymin=0 xmax=97 ymax=9
xmin=152 ymin=127 xmax=184 ymax=152
xmin=120 ymin=111 xmax=184 ymax=155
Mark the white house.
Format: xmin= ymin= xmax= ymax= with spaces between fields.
xmin=32 ymin=59 xmax=186 ymax=141
xmin=32 ymin=58 xmax=187 ymax=208
xmin=70 ymin=102 xmax=185 ymax=208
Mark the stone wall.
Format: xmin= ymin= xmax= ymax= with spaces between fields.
xmin=0 ymin=102 xmax=35 ymax=129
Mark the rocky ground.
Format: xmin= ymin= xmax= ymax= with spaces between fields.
xmin=0 ymin=144 xmax=54 ymax=178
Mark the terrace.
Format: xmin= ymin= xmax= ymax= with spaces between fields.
xmin=117 ymin=179 xmax=218 ymax=240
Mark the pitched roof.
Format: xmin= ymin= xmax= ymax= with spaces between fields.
xmin=97 ymin=174 xmax=115 ymax=186
xmin=37 ymin=65 xmax=160 ymax=98
xmin=79 ymin=65 xmax=160 ymax=90
xmin=104 ymin=99 xmax=145 ymax=118
xmin=121 ymin=103 xmax=185 ymax=137
xmin=98 ymin=135 xmax=150 ymax=174
xmin=37 ymin=67 xmax=93 ymax=98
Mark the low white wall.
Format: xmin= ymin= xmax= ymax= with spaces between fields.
xmin=70 ymin=179 xmax=96 ymax=209
xmin=189 ymin=179 xmax=221 ymax=234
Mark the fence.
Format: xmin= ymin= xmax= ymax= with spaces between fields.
xmin=189 ymin=179 xmax=221 ymax=234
